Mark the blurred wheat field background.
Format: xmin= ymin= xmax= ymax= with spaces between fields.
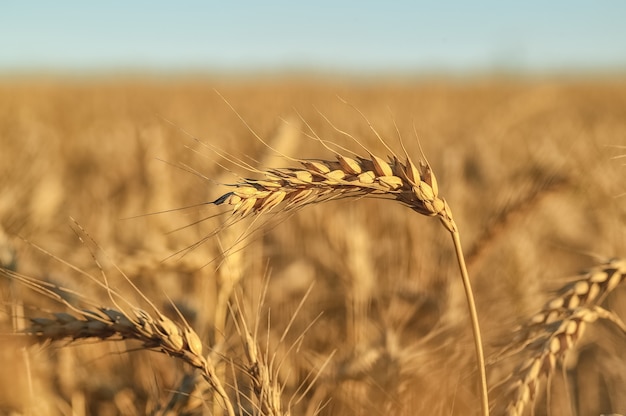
xmin=1 ymin=77 xmax=626 ymax=415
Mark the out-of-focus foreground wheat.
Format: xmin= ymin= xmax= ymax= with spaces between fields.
xmin=1 ymin=77 xmax=625 ymax=415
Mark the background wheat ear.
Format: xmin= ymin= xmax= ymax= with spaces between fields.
xmin=0 ymin=234 xmax=240 ymax=416
xmin=495 ymin=259 xmax=626 ymax=416
xmin=209 ymin=109 xmax=490 ymax=415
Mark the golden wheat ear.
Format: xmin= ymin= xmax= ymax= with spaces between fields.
xmin=211 ymin=143 xmax=455 ymax=228
xmin=1 ymin=227 xmax=239 ymax=416
xmin=502 ymin=305 xmax=626 ymax=416
xmin=497 ymin=259 xmax=626 ymax=415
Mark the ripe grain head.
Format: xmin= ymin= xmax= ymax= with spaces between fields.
xmin=497 ymin=259 xmax=626 ymax=415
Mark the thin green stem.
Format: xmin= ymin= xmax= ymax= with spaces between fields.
xmin=451 ymin=229 xmax=489 ymax=416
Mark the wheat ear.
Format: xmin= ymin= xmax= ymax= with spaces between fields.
xmin=504 ymin=305 xmax=626 ymax=415
xmin=211 ymin=131 xmax=489 ymax=415
xmin=501 ymin=259 xmax=626 ymax=415
xmin=504 ymin=258 xmax=626 ymax=354
xmin=2 ymin=266 xmax=237 ymax=416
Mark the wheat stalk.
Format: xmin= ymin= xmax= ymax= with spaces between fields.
xmin=210 ymin=123 xmax=490 ymax=415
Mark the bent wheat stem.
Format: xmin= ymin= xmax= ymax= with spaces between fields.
xmin=210 ymin=122 xmax=490 ymax=415
xmin=451 ymin=228 xmax=489 ymax=416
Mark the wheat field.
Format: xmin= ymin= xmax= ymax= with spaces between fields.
xmin=1 ymin=76 xmax=625 ymax=415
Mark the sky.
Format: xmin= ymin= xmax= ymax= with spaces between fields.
xmin=2 ymin=1 xmax=626 ymax=75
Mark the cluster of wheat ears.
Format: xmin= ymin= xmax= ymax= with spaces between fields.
xmin=2 ymin=96 xmax=625 ymax=416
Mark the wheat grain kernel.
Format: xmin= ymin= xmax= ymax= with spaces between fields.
xmin=357 ymin=171 xmax=376 ymax=184
xmin=418 ymin=182 xmax=435 ymax=201
xmin=288 ymin=189 xmax=312 ymax=205
xmin=370 ymin=154 xmax=394 ymax=177
xmin=567 ymin=295 xmax=580 ymax=309
xmin=607 ymin=269 xmax=622 ymax=291
xmin=337 ymin=154 xmax=362 ymax=175
xmin=587 ymin=283 xmax=601 ymax=301
xmin=233 ymin=186 xmax=259 ymax=197
xmin=549 ymin=337 xmax=561 ymax=354
xmin=590 ymin=271 xmax=609 ymax=283
xmin=548 ymin=298 xmax=565 ymax=310
xmin=531 ymin=312 xmax=547 ymax=325
xmin=565 ymin=320 xmax=578 ymax=335
xmin=157 ymin=317 xmax=185 ymax=351
xmin=294 ymin=170 xmax=313 ymax=183
xmin=183 ymin=327 xmax=204 ymax=358
xmin=377 ymin=175 xmax=403 ymax=190
xmin=573 ymin=280 xmax=589 ymax=295
xmin=234 ymin=197 xmax=257 ymax=216
xmin=260 ymin=191 xmax=286 ymax=212
xmin=255 ymin=180 xmax=282 ymax=189
xmin=327 ymin=170 xmax=346 ymax=180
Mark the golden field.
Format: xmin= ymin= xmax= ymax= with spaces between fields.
xmin=0 ymin=76 xmax=625 ymax=415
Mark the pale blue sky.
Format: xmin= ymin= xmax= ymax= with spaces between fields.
xmin=2 ymin=1 xmax=626 ymax=75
